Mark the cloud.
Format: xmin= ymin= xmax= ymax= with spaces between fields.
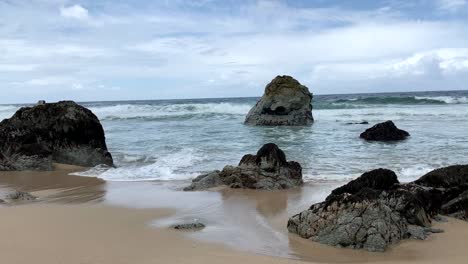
xmin=437 ymin=0 xmax=468 ymax=12
xmin=0 ymin=0 xmax=468 ymax=103
xmin=60 ymin=4 xmax=89 ymax=20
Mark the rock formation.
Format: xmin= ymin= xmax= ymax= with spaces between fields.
xmin=0 ymin=101 xmax=113 ymax=170
xmin=184 ymin=143 xmax=303 ymax=191
xmin=288 ymin=165 xmax=468 ymax=251
xmin=360 ymin=120 xmax=410 ymax=141
xmin=244 ymin=76 xmax=313 ymax=126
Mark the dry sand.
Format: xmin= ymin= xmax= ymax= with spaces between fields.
xmin=1 ymin=166 xmax=468 ymax=264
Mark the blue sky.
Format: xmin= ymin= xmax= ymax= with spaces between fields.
xmin=1 ymin=0 xmax=468 ymax=103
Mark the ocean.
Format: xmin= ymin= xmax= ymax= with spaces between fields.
xmin=1 ymin=90 xmax=468 ymax=184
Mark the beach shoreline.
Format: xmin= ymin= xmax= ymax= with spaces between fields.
xmin=1 ymin=166 xmax=468 ymax=263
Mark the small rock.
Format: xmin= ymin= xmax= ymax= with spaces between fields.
xmin=346 ymin=121 xmax=369 ymax=125
xmin=424 ymin=227 xmax=444 ymax=233
xmin=37 ymin=100 xmax=46 ymax=105
xmin=408 ymin=225 xmax=428 ymax=240
xmin=433 ymin=215 xmax=449 ymax=223
xmin=360 ymin=120 xmax=410 ymax=141
xmin=173 ymin=222 xmax=206 ymax=230
xmin=6 ymin=190 xmax=37 ymax=201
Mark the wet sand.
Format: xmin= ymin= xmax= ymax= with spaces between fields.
xmin=1 ymin=166 xmax=468 ymax=263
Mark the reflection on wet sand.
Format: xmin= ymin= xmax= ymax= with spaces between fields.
xmin=2 ymin=171 xmax=468 ymax=263
xmin=0 ymin=163 xmax=107 ymax=203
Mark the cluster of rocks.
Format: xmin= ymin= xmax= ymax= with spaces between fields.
xmin=287 ymin=165 xmax=468 ymax=252
xmin=0 ymin=190 xmax=37 ymax=204
xmin=245 ymin=75 xmax=313 ymax=126
xmin=0 ymin=101 xmax=113 ymax=171
xmin=184 ymin=143 xmax=303 ymax=191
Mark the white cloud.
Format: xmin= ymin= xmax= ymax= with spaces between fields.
xmin=0 ymin=64 xmax=38 ymax=72
xmin=1 ymin=0 xmax=468 ymax=102
xmin=437 ymin=0 xmax=468 ymax=12
xmin=60 ymin=4 xmax=89 ymax=20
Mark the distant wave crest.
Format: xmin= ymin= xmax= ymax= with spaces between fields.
xmin=91 ymin=103 xmax=252 ymax=121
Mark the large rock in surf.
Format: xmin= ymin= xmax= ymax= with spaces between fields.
xmin=0 ymin=101 xmax=113 ymax=170
xmin=287 ymin=165 xmax=468 ymax=252
xmin=184 ymin=143 xmax=303 ymax=190
xmin=360 ymin=121 xmax=409 ymax=141
xmin=244 ymin=76 xmax=313 ymax=126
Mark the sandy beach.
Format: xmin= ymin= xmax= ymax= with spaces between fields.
xmin=1 ymin=166 xmax=468 ymax=264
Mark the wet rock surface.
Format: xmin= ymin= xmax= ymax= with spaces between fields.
xmin=0 ymin=101 xmax=113 ymax=171
xmin=288 ymin=165 xmax=468 ymax=252
xmin=244 ymin=76 xmax=313 ymax=126
xmin=360 ymin=120 xmax=410 ymax=141
xmin=184 ymin=143 xmax=303 ymax=191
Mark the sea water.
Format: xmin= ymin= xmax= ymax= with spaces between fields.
xmin=1 ymin=90 xmax=468 ymax=183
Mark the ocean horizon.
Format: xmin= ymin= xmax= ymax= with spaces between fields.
xmin=3 ymin=89 xmax=467 ymax=183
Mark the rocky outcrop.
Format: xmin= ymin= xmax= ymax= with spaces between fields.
xmin=0 ymin=101 xmax=113 ymax=171
xmin=360 ymin=121 xmax=409 ymax=141
xmin=288 ymin=165 xmax=468 ymax=252
xmin=414 ymin=165 xmax=468 ymax=220
xmin=245 ymin=76 xmax=313 ymax=126
xmin=184 ymin=143 xmax=303 ymax=191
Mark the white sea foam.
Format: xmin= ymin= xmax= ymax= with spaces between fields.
xmin=72 ymin=148 xmax=203 ymax=181
xmin=0 ymin=105 xmax=18 ymax=120
xmin=415 ymin=96 xmax=468 ymax=104
xmin=90 ymin=103 xmax=252 ymax=121
xmin=397 ymin=165 xmax=435 ymax=182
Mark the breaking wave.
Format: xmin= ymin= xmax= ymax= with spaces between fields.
xmin=89 ymin=103 xmax=252 ymax=121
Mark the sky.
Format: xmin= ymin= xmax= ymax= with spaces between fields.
xmin=1 ymin=0 xmax=468 ymax=103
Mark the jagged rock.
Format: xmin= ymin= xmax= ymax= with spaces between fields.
xmin=433 ymin=215 xmax=449 ymax=223
xmin=414 ymin=165 xmax=468 ymax=189
xmin=360 ymin=121 xmax=410 ymax=141
xmin=407 ymin=225 xmax=428 ymax=240
xmin=288 ymin=169 xmax=432 ymax=252
xmin=6 ymin=190 xmax=37 ymax=201
xmin=173 ymin=222 xmax=206 ymax=230
xmin=244 ymin=76 xmax=313 ymax=126
xmin=441 ymin=190 xmax=468 ymax=220
xmin=0 ymin=101 xmax=113 ymax=170
xmin=425 ymin=227 xmax=444 ymax=233
xmin=415 ymin=165 xmax=468 ymax=221
xmin=184 ymin=143 xmax=303 ymax=191
xmin=288 ymin=165 xmax=468 ymax=252
xmin=329 ymin=168 xmax=399 ymax=197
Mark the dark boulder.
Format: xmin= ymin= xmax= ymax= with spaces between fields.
xmin=184 ymin=143 xmax=303 ymax=191
xmin=289 ymin=165 xmax=468 ymax=252
xmin=414 ymin=165 xmax=468 ymax=189
xmin=288 ymin=169 xmax=434 ymax=252
xmin=0 ymin=101 xmax=113 ymax=170
xmin=360 ymin=121 xmax=409 ymax=141
xmin=413 ymin=165 xmax=468 ymax=221
xmin=329 ymin=168 xmax=399 ymax=198
xmin=244 ymin=76 xmax=313 ymax=126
